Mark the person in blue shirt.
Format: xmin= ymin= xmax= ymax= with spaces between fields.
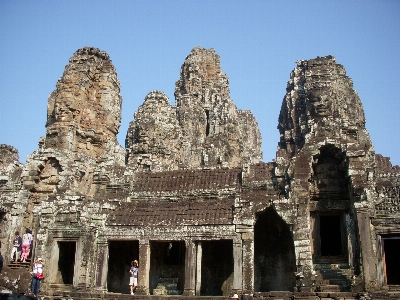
xmin=129 ymin=260 xmax=138 ymax=295
xmin=10 ymin=231 xmax=22 ymax=262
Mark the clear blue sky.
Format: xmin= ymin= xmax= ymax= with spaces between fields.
xmin=1 ymin=0 xmax=400 ymax=166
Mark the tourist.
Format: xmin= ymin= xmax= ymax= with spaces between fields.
xmin=20 ymin=228 xmax=33 ymax=262
xmin=0 ymin=252 xmax=3 ymax=273
xmin=129 ymin=260 xmax=138 ymax=295
xmin=10 ymin=231 xmax=22 ymax=262
xmin=29 ymin=229 xmax=34 ymax=258
xmin=31 ymin=257 xmax=44 ymax=296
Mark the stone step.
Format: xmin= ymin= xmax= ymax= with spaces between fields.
xmin=318 ymin=269 xmax=347 ymax=278
xmin=167 ymin=289 xmax=181 ymax=295
xmin=314 ymin=263 xmax=350 ymax=270
xmin=315 ymin=291 xmax=359 ymax=299
xmin=314 ymin=269 xmax=352 ymax=292
xmin=7 ymin=261 xmax=31 ymax=269
xmin=157 ymin=277 xmax=179 ymax=289
xmin=158 ymin=277 xmax=179 ymax=283
xmin=154 ymin=277 xmax=181 ymax=295
xmin=153 ymin=285 xmax=168 ymax=296
xmin=317 ymin=284 xmax=341 ymax=292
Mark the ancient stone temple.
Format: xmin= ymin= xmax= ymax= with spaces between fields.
xmin=1 ymin=47 xmax=400 ymax=300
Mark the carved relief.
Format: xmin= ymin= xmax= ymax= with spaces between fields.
xmin=32 ymin=158 xmax=62 ymax=193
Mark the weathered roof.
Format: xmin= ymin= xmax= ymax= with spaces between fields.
xmin=131 ymin=168 xmax=241 ymax=192
xmin=107 ymin=197 xmax=235 ymax=226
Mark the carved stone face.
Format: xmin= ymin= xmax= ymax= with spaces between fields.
xmin=98 ymin=84 xmax=121 ymax=134
xmin=309 ymin=89 xmax=332 ymax=117
xmin=55 ymin=89 xmax=85 ymax=123
xmin=106 ymin=113 xmax=121 ymax=135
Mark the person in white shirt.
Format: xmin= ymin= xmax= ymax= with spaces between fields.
xmin=31 ymin=257 xmax=44 ymax=296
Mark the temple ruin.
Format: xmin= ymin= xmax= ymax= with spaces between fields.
xmin=1 ymin=47 xmax=400 ymax=299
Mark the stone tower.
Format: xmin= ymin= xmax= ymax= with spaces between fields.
xmin=23 ymin=47 xmax=125 ymax=201
xmin=126 ymin=47 xmax=262 ymax=172
xmin=45 ymin=47 xmax=123 ymax=158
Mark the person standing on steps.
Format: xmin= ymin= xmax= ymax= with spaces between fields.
xmin=0 ymin=252 xmax=3 ymax=273
xmin=20 ymin=228 xmax=33 ymax=262
xmin=129 ymin=260 xmax=138 ymax=295
xmin=31 ymin=257 xmax=44 ymax=296
xmin=10 ymin=231 xmax=22 ymax=262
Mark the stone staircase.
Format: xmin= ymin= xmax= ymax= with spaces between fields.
xmin=313 ymin=263 xmax=353 ymax=292
xmin=7 ymin=259 xmax=31 ymax=270
xmin=153 ymin=277 xmax=181 ymax=295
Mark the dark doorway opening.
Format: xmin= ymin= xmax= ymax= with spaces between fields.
xmin=57 ymin=241 xmax=76 ymax=284
xmin=200 ymin=240 xmax=233 ymax=296
xmin=150 ymin=241 xmax=185 ymax=295
xmin=107 ymin=240 xmax=139 ymax=293
xmin=205 ymin=110 xmax=210 ymax=136
xmin=383 ymin=237 xmax=400 ymax=285
xmin=320 ymin=215 xmax=342 ymax=256
xmin=311 ymin=212 xmax=347 ymax=263
xmin=254 ymin=208 xmax=296 ymax=292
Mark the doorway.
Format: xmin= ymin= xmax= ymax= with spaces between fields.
xmin=383 ymin=236 xmax=400 ymax=285
xmin=57 ymin=241 xmax=76 ymax=284
xmin=200 ymin=240 xmax=233 ymax=296
xmin=107 ymin=240 xmax=139 ymax=293
xmin=311 ymin=213 xmax=347 ymax=262
xmin=149 ymin=241 xmax=185 ymax=295
xmin=320 ymin=215 xmax=343 ymax=256
xmin=254 ymin=208 xmax=296 ymax=291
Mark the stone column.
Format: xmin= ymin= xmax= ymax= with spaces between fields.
xmin=136 ymin=239 xmax=150 ymax=295
xmin=241 ymin=232 xmax=254 ymax=295
xmin=355 ymin=207 xmax=378 ymax=291
xmin=182 ymin=239 xmax=196 ymax=296
xmin=94 ymin=241 xmax=108 ymax=291
xmin=195 ymin=241 xmax=202 ymax=295
xmin=233 ymin=238 xmax=243 ymax=294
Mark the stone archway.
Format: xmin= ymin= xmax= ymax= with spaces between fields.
xmin=309 ymin=145 xmax=350 ymax=263
xmin=254 ymin=207 xmax=296 ymax=292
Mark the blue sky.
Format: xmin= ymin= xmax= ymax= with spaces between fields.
xmin=1 ymin=0 xmax=400 ymax=166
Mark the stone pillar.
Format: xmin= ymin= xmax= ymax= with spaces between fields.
xmin=355 ymin=207 xmax=378 ymax=291
xmin=241 ymin=232 xmax=254 ymax=295
xmin=233 ymin=238 xmax=243 ymax=294
xmin=195 ymin=241 xmax=202 ymax=295
xmin=182 ymin=239 xmax=196 ymax=296
xmin=76 ymin=239 xmax=86 ymax=288
xmin=136 ymin=239 xmax=150 ymax=295
xmin=94 ymin=241 xmax=108 ymax=291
